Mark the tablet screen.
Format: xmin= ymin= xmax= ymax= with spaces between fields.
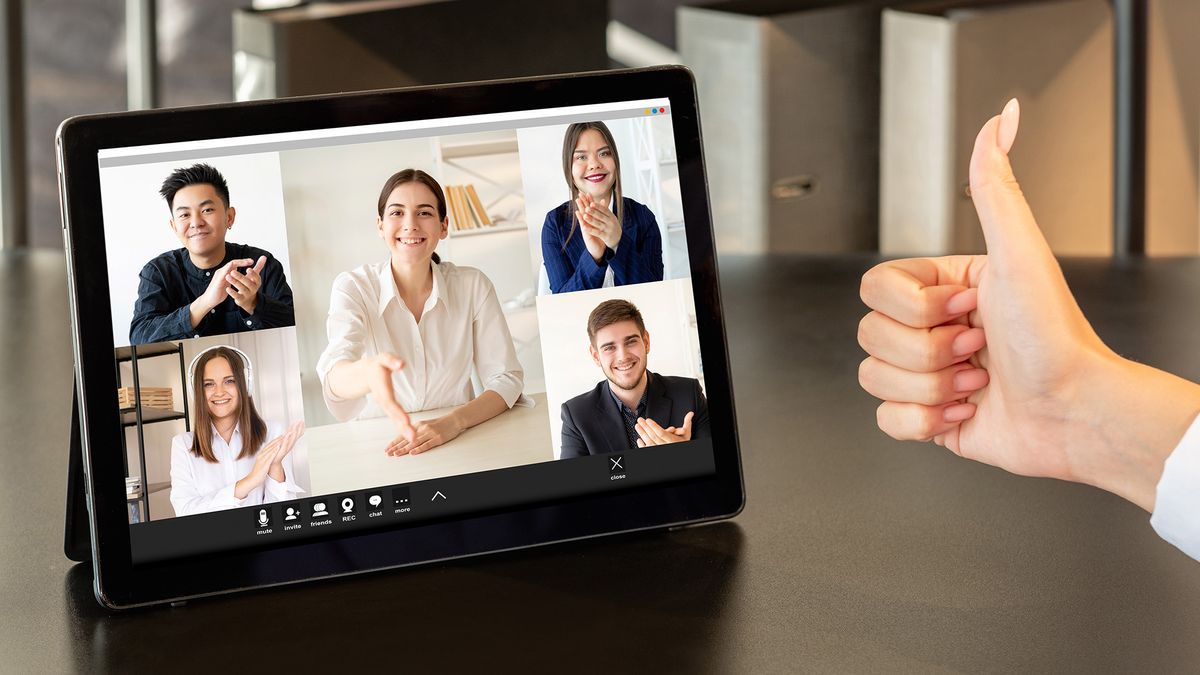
xmin=95 ymin=97 xmax=716 ymax=564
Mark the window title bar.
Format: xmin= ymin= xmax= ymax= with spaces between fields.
xmin=98 ymin=98 xmax=672 ymax=168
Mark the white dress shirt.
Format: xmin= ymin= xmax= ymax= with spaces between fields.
xmin=317 ymin=259 xmax=524 ymax=421
xmin=1151 ymin=412 xmax=1200 ymax=561
xmin=169 ymin=421 xmax=304 ymax=517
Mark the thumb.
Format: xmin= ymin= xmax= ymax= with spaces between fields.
xmin=682 ymin=411 xmax=694 ymax=434
xmin=253 ymin=255 xmax=267 ymax=273
xmin=968 ymin=99 xmax=1056 ymax=277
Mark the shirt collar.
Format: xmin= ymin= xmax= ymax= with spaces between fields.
xmin=209 ymin=422 xmax=242 ymax=447
xmin=376 ymin=258 xmax=444 ymax=317
xmin=183 ymin=244 xmax=232 ymax=280
xmin=607 ymin=381 xmax=647 ymax=415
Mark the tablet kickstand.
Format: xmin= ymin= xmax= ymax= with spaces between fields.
xmin=65 ymin=386 xmax=93 ymax=563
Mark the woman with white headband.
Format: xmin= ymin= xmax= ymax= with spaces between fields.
xmin=169 ymin=345 xmax=305 ymax=517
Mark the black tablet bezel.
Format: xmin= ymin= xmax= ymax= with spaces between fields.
xmin=59 ymin=66 xmax=744 ymax=609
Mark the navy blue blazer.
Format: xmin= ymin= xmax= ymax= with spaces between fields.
xmin=559 ymin=371 xmax=710 ymax=459
xmin=541 ymin=197 xmax=664 ymax=293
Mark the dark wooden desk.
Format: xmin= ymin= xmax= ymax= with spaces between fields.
xmin=4 ymin=250 xmax=1198 ymax=671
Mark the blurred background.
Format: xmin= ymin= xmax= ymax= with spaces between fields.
xmin=1 ymin=0 xmax=1196 ymax=256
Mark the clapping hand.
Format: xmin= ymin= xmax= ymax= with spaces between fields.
xmin=197 ymin=257 xmax=255 ymax=314
xmin=236 ymin=420 xmax=305 ymax=498
xmin=576 ymin=192 xmax=621 ymax=248
xmin=226 ymin=255 xmax=268 ymax=315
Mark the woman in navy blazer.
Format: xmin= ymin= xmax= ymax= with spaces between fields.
xmin=541 ymin=121 xmax=664 ymax=293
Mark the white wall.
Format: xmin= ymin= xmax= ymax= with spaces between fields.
xmin=535 ymin=279 xmax=702 ymax=458
xmin=99 ymin=152 xmax=293 ymax=347
xmin=278 ymin=135 xmax=544 ymax=427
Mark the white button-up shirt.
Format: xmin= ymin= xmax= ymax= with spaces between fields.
xmin=316 ymin=260 xmax=524 ymax=421
xmin=1151 ymin=412 xmax=1200 ymax=561
xmin=169 ymin=421 xmax=304 ymax=517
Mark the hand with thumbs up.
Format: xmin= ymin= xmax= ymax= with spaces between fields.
xmin=857 ymin=99 xmax=1200 ymax=513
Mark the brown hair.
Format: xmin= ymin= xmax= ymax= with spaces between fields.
xmin=190 ymin=347 xmax=267 ymax=464
xmin=561 ymin=122 xmax=624 ymax=248
xmin=376 ymin=168 xmax=446 ymax=264
xmin=587 ymin=299 xmax=646 ymax=345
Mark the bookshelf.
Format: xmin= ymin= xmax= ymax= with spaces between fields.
xmin=445 ymin=222 xmax=528 ymax=238
xmin=433 ymin=133 xmax=527 ymax=237
xmin=117 ymin=342 xmax=190 ymax=523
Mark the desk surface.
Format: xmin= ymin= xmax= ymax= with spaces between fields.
xmin=6 ymin=250 xmax=1200 ymax=671
xmin=306 ymin=392 xmax=553 ymax=495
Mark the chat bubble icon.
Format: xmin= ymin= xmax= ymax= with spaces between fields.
xmin=369 ymin=494 xmax=382 ymax=508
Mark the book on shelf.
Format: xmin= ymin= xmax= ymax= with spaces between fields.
xmin=446 ymin=183 xmax=496 ymax=231
xmin=465 ymin=185 xmax=492 ymax=226
xmin=456 ymin=185 xmax=477 ymax=230
xmin=448 ymin=185 xmax=469 ymax=231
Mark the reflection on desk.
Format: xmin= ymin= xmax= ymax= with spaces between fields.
xmin=306 ymin=392 xmax=552 ymax=495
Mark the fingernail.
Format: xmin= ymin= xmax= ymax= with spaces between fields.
xmin=953 ymin=368 xmax=989 ymax=392
xmin=998 ymin=98 xmax=1019 ymax=154
xmin=945 ymin=289 xmax=976 ymax=315
xmin=943 ymin=403 xmax=975 ymax=422
xmin=951 ymin=328 xmax=986 ymax=356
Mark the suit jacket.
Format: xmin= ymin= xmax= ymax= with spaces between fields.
xmin=559 ymin=371 xmax=710 ymax=459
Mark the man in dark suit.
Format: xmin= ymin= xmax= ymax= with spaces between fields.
xmin=559 ymin=299 xmax=710 ymax=459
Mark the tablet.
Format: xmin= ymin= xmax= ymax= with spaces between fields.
xmin=58 ymin=66 xmax=743 ymax=609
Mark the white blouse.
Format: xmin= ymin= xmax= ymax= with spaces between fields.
xmin=169 ymin=421 xmax=304 ymax=517
xmin=1151 ymin=412 xmax=1200 ymax=561
xmin=316 ymin=259 xmax=524 ymax=421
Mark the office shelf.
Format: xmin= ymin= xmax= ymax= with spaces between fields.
xmin=120 ymin=407 xmax=187 ymax=427
xmin=117 ymin=341 xmax=190 ymax=523
xmin=446 ymin=222 xmax=527 ymax=238
xmin=115 ymin=342 xmax=180 ymax=362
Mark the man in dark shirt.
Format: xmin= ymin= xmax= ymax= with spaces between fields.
xmin=559 ymin=299 xmax=710 ymax=458
xmin=130 ymin=163 xmax=295 ymax=344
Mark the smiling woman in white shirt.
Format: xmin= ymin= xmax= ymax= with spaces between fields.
xmin=316 ymin=168 xmax=525 ymax=456
xmin=170 ymin=345 xmax=305 ymax=517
